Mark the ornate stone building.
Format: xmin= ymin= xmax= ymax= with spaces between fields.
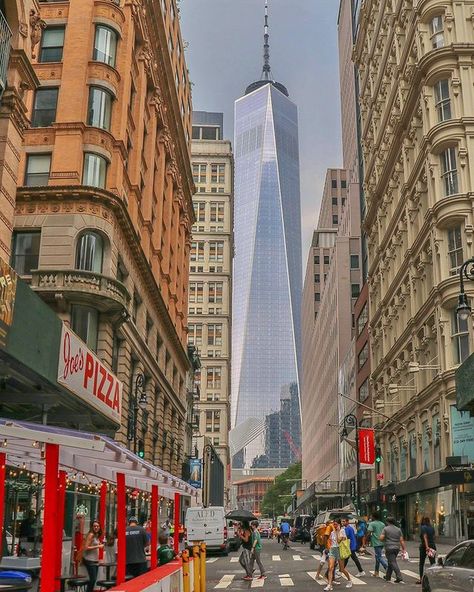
xmin=7 ymin=0 xmax=195 ymax=479
xmin=354 ymin=0 xmax=474 ymax=541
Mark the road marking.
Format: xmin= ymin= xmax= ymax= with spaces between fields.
xmin=272 ymin=555 xmax=281 ymax=561
xmin=230 ymin=557 xmax=239 ymax=563
xmin=350 ymin=575 xmax=367 ymax=585
xmin=401 ymin=569 xmax=420 ymax=580
xmin=251 ymin=578 xmax=265 ymax=588
xmin=207 ymin=557 xmax=219 ymax=563
xmin=279 ymin=574 xmax=294 ymax=586
xmin=215 ymin=574 xmax=235 ymax=589
xmin=292 ymin=555 xmax=302 ymax=561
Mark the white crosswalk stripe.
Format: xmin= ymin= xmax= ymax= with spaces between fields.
xmin=292 ymin=555 xmax=302 ymax=561
xmin=401 ymin=569 xmax=420 ymax=580
xmin=215 ymin=574 xmax=235 ymax=589
xmin=272 ymin=555 xmax=281 ymax=561
xmin=313 ymin=554 xmax=322 ymax=560
xmin=207 ymin=557 xmax=219 ymax=563
xmin=230 ymin=557 xmax=239 ymax=563
xmin=307 ymin=571 xmax=367 ymax=586
xmin=251 ymin=578 xmax=265 ymax=587
xmin=279 ymin=574 xmax=294 ymax=586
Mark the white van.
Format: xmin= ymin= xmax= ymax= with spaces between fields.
xmin=185 ymin=506 xmax=229 ymax=555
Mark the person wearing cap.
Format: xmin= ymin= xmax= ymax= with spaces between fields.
xmin=125 ymin=517 xmax=149 ymax=578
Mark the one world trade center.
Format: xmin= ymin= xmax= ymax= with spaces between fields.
xmin=231 ymin=1 xmax=302 ymax=469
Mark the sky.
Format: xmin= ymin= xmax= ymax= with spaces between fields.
xmin=180 ymin=0 xmax=343 ymax=257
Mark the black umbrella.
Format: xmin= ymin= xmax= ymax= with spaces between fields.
xmin=226 ymin=509 xmax=258 ymax=522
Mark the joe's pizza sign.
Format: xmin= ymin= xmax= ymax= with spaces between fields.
xmin=57 ymin=324 xmax=122 ymax=425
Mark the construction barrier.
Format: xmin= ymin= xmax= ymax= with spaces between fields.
xmin=108 ymin=545 xmax=206 ymax=592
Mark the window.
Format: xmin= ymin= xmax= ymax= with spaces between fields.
xmin=434 ymin=79 xmax=451 ymax=122
xmin=210 ymin=202 xmax=224 ymax=222
xmin=192 ymin=163 xmax=206 ymax=183
xmin=357 ymin=303 xmax=368 ymax=335
xmin=39 ymin=26 xmax=65 ymax=62
xmin=430 ymin=15 xmax=444 ymax=49
xmin=208 ymin=281 xmax=223 ymax=303
xmin=441 ymin=148 xmax=458 ymax=196
xmin=209 ymin=241 xmax=224 ymax=262
xmin=359 ymin=379 xmax=369 ymax=402
xmin=188 ymin=323 xmax=202 ymax=346
xmin=189 ymin=282 xmax=204 ymax=303
xmin=11 ymin=231 xmax=40 ymax=275
xmin=76 ymin=232 xmax=103 ymax=273
xmin=422 ymin=421 xmax=430 ymax=472
xmin=190 ymin=241 xmax=205 ymax=262
xmin=332 ymin=215 xmax=338 ymax=225
xmin=93 ymin=25 xmax=118 ymax=67
xmin=71 ymin=305 xmax=99 ymax=351
xmin=88 ymin=87 xmax=113 ymax=130
xmin=409 ymin=431 xmax=417 ymax=477
xmin=452 ymin=309 xmax=470 ymax=363
xmin=206 ymin=367 xmax=222 ymax=389
xmin=32 ymin=88 xmax=58 ymax=128
xmin=351 ymin=283 xmax=360 ymax=298
xmin=132 ymin=291 xmax=141 ymax=324
xmin=331 ymin=179 xmax=337 ymax=189
xmin=314 ymin=274 xmax=320 ymax=283
xmin=314 ymin=292 xmax=320 ymax=302
xmin=331 ymin=197 xmax=337 ymax=206
xmin=193 ymin=202 xmax=205 ymax=222
xmin=111 ymin=332 xmax=121 ymax=374
xmin=205 ymin=410 xmax=220 ymax=433
xmin=358 ymin=343 xmax=368 ymax=369
xmin=83 ymin=153 xmax=107 ymax=188
xmin=207 ymin=323 xmax=222 ymax=345
xmin=24 ymin=154 xmax=51 ymax=187
xmin=447 ymin=226 xmax=463 ymax=276
xmin=444 ymin=544 xmax=469 ymax=567
xmin=211 ymin=164 xmax=225 ymax=184
xmin=433 ymin=415 xmax=441 ymax=469
xmin=342 ymin=197 xmax=346 ymax=206
xmin=314 ymin=255 xmax=320 ymax=265
xmin=324 ymin=255 xmax=330 ymax=265
xmin=350 ymin=254 xmax=359 ymax=269
xmin=341 ymin=180 xmax=347 ymax=189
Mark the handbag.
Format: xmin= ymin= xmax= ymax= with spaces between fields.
xmin=339 ymin=538 xmax=351 ymax=559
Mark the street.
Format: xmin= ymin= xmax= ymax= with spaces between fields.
xmin=206 ymin=539 xmax=422 ymax=590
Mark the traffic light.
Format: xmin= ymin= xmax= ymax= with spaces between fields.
xmin=375 ymin=447 xmax=382 ymax=464
xmin=138 ymin=440 xmax=145 ymax=458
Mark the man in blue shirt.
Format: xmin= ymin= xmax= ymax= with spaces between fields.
xmin=343 ymin=518 xmax=365 ymax=576
xmin=280 ymin=521 xmax=290 ymax=549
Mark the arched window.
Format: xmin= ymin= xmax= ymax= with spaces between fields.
xmin=76 ymin=231 xmax=103 ymax=273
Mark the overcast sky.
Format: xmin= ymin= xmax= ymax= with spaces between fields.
xmin=180 ymin=0 xmax=342 ymax=256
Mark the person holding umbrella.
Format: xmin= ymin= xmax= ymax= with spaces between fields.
xmin=226 ymin=510 xmax=258 ymax=581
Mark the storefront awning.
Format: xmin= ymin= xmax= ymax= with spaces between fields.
xmin=0 ymin=419 xmax=197 ymax=498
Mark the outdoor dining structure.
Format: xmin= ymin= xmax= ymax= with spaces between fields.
xmin=0 ymin=419 xmax=197 ymax=592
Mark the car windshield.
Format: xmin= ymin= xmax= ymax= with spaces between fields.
xmin=445 ymin=544 xmax=468 ymax=567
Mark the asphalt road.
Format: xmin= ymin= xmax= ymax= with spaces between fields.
xmin=205 ymin=539 xmax=422 ymax=590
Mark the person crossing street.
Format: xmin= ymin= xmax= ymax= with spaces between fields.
xmin=365 ymin=512 xmax=388 ymax=577
xmin=280 ymin=520 xmax=291 ymax=550
xmin=342 ymin=518 xmax=365 ymax=576
xmin=249 ymin=520 xmax=266 ymax=580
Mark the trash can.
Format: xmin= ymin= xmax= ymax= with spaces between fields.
xmin=0 ymin=570 xmax=33 ymax=590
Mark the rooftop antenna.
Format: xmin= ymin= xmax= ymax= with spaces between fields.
xmin=262 ymin=0 xmax=271 ymax=80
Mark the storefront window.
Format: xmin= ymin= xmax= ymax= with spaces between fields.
xmin=407 ymin=487 xmax=456 ymax=540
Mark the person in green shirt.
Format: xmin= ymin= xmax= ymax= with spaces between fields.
xmin=157 ymin=533 xmax=176 ymax=566
xmin=365 ymin=512 xmax=388 ymax=577
xmin=249 ymin=521 xmax=266 ymax=579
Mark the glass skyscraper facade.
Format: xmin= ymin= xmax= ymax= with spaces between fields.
xmin=231 ymin=80 xmax=302 ymax=468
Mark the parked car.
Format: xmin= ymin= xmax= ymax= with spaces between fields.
xmin=185 ymin=506 xmax=229 ymax=555
xmin=226 ymin=520 xmax=241 ymax=552
xmin=310 ymin=509 xmax=357 ymax=550
xmin=422 ymin=539 xmax=474 ymax=592
xmin=290 ymin=515 xmax=314 ymax=543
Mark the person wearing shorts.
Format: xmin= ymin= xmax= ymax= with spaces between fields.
xmin=324 ymin=519 xmax=352 ymax=591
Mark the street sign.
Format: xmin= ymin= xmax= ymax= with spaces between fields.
xmin=376 ymin=473 xmax=384 ymax=481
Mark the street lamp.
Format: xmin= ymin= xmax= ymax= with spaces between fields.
xmin=456 ymin=258 xmax=474 ymax=321
xmin=341 ymin=413 xmax=361 ymax=515
xmin=127 ymin=373 xmax=148 ymax=455
xmin=202 ymin=443 xmax=215 ymax=508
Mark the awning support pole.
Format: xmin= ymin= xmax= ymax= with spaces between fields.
xmin=55 ymin=470 xmax=67 ymax=582
xmin=116 ymin=473 xmax=126 ymax=585
xmin=0 ymin=453 xmax=6 ymax=559
xmin=150 ymin=485 xmax=158 ymax=569
xmin=41 ymin=443 xmax=59 ymax=592
xmin=173 ymin=492 xmax=180 ymax=554
xmin=99 ymin=481 xmax=107 ymax=561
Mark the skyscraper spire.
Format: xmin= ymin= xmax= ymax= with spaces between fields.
xmin=262 ymin=0 xmax=271 ymax=80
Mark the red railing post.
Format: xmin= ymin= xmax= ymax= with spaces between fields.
xmin=41 ymin=443 xmax=59 ymax=592
xmin=150 ymin=485 xmax=158 ymax=569
xmin=55 ymin=470 xmax=67 ymax=581
xmin=0 ymin=453 xmax=6 ymax=558
xmin=99 ymin=481 xmax=107 ymax=560
xmin=116 ymin=473 xmax=126 ymax=585
xmin=173 ymin=493 xmax=180 ymax=554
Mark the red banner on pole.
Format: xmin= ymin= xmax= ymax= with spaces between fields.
xmin=359 ymin=428 xmax=375 ymax=468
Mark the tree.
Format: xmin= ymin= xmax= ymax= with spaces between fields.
xmin=260 ymin=462 xmax=302 ymax=517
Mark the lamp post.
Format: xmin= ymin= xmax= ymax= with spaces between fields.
xmin=202 ymin=443 xmax=215 ymax=508
xmin=127 ymin=373 xmax=148 ymax=454
xmin=456 ymin=258 xmax=474 ymax=321
xmin=341 ymin=413 xmax=361 ymax=515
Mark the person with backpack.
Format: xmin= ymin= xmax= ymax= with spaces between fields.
xmin=280 ymin=520 xmax=291 ymax=549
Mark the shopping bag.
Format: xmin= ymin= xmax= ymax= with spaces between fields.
xmin=339 ymin=538 xmax=351 ymax=560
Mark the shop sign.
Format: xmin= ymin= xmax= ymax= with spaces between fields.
xmin=189 ymin=459 xmax=202 ymax=489
xmin=450 ymin=405 xmax=474 ymax=462
xmin=57 ymin=324 xmax=122 ymax=425
xmin=359 ymin=428 xmax=375 ymax=468
xmin=0 ymin=257 xmax=17 ymax=347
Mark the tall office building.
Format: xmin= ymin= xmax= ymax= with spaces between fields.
xmin=231 ymin=1 xmax=302 ymax=468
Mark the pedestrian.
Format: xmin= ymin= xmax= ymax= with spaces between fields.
xmin=249 ymin=521 xmax=266 ymax=579
xmin=324 ymin=519 xmax=352 ymax=591
xmin=280 ymin=520 xmax=291 ymax=549
xmin=356 ymin=517 xmax=367 ymax=553
xmin=379 ymin=516 xmax=406 ymax=583
xmin=125 ymin=517 xmax=149 ymax=578
xmin=342 ymin=518 xmax=365 ymax=576
xmin=416 ymin=516 xmax=436 ymax=584
xmin=366 ymin=512 xmax=388 ymax=577
xmin=316 ymin=548 xmax=329 ymax=579
xmin=80 ymin=521 xmax=103 ymax=592
xmin=237 ymin=521 xmax=253 ymax=581
xmin=157 ymin=533 xmax=177 ymax=566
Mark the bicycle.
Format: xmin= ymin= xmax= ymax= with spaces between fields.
xmin=281 ymin=534 xmax=289 ymax=550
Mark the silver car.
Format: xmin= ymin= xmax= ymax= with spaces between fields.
xmin=422 ymin=539 xmax=474 ymax=592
